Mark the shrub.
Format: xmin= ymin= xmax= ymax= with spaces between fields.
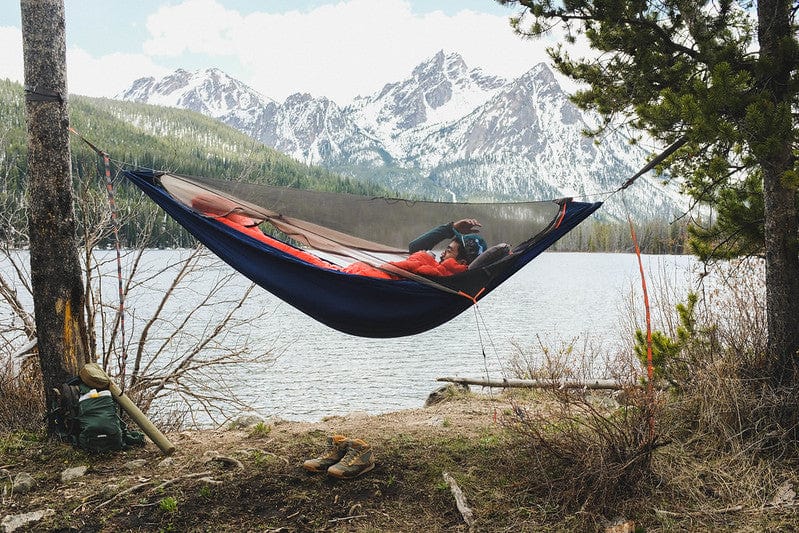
xmin=501 ymin=256 xmax=796 ymax=525
xmin=636 ymin=259 xmax=798 ymax=457
xmin=0 ymin=355 xmax=45 ymax=432
xmin=503 ymin=337 xmax=660 ymax=518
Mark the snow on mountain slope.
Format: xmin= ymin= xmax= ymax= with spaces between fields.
xmin=346 ymin=51 xmax=506 ymax=156
xmin=117 ymin=52 xmax=686 ymax=219
xmin=117 ymin=67 xmax=274 ymax=132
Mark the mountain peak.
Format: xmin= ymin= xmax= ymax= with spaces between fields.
xmin=117 ymin=68 xmax=273 ymax=120
xmin=412 ymin=50 xmax=467 ymax=79
xmin=521 ymin=63 xmax=557 ymax=83
xmin=115 ymin=61 xmax=684 ymax=216
xmin=347 ymin=51 xmax=507 ymax=138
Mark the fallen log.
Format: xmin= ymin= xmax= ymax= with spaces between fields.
xmin=436 ymin=376 xmax=625 ymax=390
xmin=443 ymin=472 xmax=474 ymax=530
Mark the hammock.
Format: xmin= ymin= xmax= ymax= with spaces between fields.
xmin=123 ymin=169 xmax=601 ymax=337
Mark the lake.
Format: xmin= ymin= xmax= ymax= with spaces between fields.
xmin=1 ymin=250 xmax=699 ymax=423
xmin=234 ymin=251 xmax=698 ymax=421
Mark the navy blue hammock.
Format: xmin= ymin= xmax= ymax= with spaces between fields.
xmin=123 ymin=169 xmax=601 ymax=338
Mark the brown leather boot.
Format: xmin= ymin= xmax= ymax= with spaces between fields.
xmin=302 ymin=435 xmax=349 ymax=472
xmin=327 ymin=438 xmax=375 ymax=479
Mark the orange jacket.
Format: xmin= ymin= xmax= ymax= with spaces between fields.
xmin=389 ymin=251 xmax=467 ymax=277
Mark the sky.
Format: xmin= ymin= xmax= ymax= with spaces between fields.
xmin=0 ymin=0 xmax=585 ymax=105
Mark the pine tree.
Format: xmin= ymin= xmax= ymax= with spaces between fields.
xmin=499 ymin=0 xmax=798 ymax=383
xmin=20 ymin=0 xmax=90 ymax=434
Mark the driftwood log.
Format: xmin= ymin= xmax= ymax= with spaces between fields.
xmin=436 ymin=376 xmax=624 ymax=390
xmin=443 ymin=472 xmax=475 ymax=530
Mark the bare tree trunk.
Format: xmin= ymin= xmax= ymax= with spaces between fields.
xmin=756 ymin=0 xmax=799 ymax=385
xmin=20 ymin=0 xmax=90 ymax=433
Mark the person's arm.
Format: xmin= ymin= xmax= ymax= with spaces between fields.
xmin=408 ymin=223 xmax=454 ymax=253
xmin=408 ymin=219 xmax=482 ymax=253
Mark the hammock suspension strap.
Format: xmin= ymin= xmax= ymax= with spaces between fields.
xmin=69 ymin=127 xmax=129 ymax=390
xmin=617 ymin=136 xmax=688 ymax=192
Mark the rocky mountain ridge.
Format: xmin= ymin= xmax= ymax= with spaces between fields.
xmin=118 ymin=51 xmax=684 ymax=220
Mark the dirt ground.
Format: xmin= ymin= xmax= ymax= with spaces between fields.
xmin=5 ymin=388 xmax=797 ymax=532
xmin=2 ymin=389 xmax=540 ymax=532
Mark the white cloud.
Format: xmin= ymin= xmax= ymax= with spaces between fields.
xmin=67 ymin=48 xmax=171 ymax=97
xmin=141 ymin=0 xmax=573 ymax=104
xmin=4 ymin=1 xmax=595 ymax=102
xmin=0 ymin=25 xmax=169 ymax=98
xmin=0 ymin=26 xmax=23 ymax=82
xmin=144 ymin=0 xmax=244 ymax=57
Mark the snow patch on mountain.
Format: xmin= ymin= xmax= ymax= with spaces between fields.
xmin=118 ymin=67 xmax=275 ymax=132
xmin=117 ymin=51 xmax=686 ymax=220
xmin=346 ymin=51 xmax=506 ymax=157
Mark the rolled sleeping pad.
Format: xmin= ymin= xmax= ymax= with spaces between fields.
xmin=79 ymin=363 xmax=176 ymax=455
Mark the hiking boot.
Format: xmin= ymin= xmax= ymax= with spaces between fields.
xmin=327 ymin=438 xmax=375 ymax=479
xmin=302 ymin=435 xmax=349 ymax=473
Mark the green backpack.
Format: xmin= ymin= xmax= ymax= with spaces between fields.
xmin=55 ymin=377 xmax=145 ymax=453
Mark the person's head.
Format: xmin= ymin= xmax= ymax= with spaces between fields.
xmin=440 ymin=234 xmax=487 ymax=265
xmin=459 ymin=234 xmax=487 ymax=264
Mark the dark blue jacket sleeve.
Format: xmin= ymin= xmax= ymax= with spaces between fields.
xmin=408 ymin=223 xmax=454 ymax=253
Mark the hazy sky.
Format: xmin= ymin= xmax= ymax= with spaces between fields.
xmin=0 ymin=0 xmax=585 ymax=104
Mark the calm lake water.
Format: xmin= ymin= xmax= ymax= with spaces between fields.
xmin=2 ymin=250 xmax=698 ymax=423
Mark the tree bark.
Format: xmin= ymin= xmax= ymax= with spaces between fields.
xmin=20 ymin=0 xmax=89 ymax=433
xmin=756 ymin=0 xmax=799 ymax=384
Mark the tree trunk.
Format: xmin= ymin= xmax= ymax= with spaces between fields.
xmin=757 ymin=0 xmax=799 ymax=385
xmin=20 ymin=0 xmax=90 ymax=433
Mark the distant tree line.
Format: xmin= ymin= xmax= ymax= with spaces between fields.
xmin=555 ymin=218 xmax=689 ymax=254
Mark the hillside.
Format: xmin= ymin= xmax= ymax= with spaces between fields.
xmin=0 ymin=79 xmax=386 ymax=248
xmin=1 ymin=78 xmax=382 ymax=195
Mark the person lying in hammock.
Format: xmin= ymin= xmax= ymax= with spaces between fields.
xmin=343 ymin=219 xmax=487 ymax=278
xmin=204 ymin=203 xmax=486 ymax=279
xmin=409 ymin=218 xmax=485 ymax=264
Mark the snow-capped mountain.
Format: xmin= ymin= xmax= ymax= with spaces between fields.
xmin=250 ymin=93 xmax=389 ymax=168
xmin=118 ymin=67 xmax=274 ymax=132
xmin=407 ymin=65 xmax=644 ymax=198
xmin=347 ymin=51 xmax=506 ymax=155
xmin=117 ymin=52 xmax=685 ymax=219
